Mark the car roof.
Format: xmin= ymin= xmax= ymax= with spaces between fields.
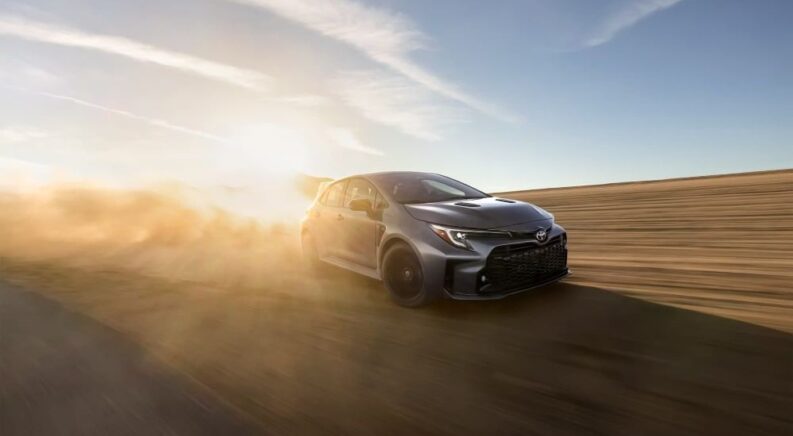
xmin=357 ymin=171 xmax=440 ymax=181
xmin=325 ymin=171 xmax=441 ymax=184
xmin=324 ymin=172 xmax=442 ymax=197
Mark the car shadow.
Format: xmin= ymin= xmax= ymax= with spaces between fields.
xmin=435 ymin=283 xmax=793 ymax=434
xmin=315 ymin=267 xmax=792 ymax=435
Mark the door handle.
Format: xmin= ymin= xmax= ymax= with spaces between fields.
xmin=336 ymin=214 xmax=344 ymax=221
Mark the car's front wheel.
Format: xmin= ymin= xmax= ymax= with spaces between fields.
xmin=382 ymin=242 xmax=438 ymax=307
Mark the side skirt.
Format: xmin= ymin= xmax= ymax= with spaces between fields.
xmin=319 ymin=255 xmax=381 ymax=281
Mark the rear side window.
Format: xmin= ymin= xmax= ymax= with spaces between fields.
xmin=323 ymin=180 xmax=348 ymax=207
xmin=374 ymin=192 xmax=388 ymax=210
xmin=344 ymin=178 xmax=377 ymax=208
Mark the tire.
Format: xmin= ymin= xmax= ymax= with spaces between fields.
xmin=301 ymin=232 xmax=322 ymax=273
xmin=382 ymin=242 xmax=438 ymax=307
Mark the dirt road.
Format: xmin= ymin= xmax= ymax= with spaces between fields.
xmin=1 ymin=169 xmax=791 ymax=434
xmin=0 ymin=282 xmax=257 ymax=435
xmin=1 ymin=266 xmax=790 ymax=435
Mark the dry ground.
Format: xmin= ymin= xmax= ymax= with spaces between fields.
xmin=500 ymin=169 xmax=793 ymax=332
xmin=1 ymin=170 xmax=791 ymax=435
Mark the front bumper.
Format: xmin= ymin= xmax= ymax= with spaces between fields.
xmin=443 ymin=268 xmax=570 ymax=300
xmin=435 ymin=225 xmax=569 ymax=300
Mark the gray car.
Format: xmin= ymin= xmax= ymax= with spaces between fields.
xmin=301 ymin=172 xmax=569 ymax=306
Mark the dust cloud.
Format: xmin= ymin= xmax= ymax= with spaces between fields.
xmin=0 ymin=183 xmax=311 ymax=288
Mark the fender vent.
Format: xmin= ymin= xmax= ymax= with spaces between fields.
xmin=454 ymin=202 xmax=481 ymax=207
xmin=495 ymin=198 xmax=516 ymax=203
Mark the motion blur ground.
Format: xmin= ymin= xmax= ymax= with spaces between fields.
xmin=1 ymin=170 xmax=791 ymax=435
xmin=0 ymin=282 xmax=259 ymax=435
xmin=503 ymin=169 xmax=793 ymax=332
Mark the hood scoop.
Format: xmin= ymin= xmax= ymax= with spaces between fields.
xmin=454 ymin=201 xmax=481 ymax=207
xmin=495 ymin=198 xmax=516 ymax=203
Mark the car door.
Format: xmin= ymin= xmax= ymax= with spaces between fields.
xmin=315 ymin=179 xmax=348 ymax=259
xmin=338 ymin=178 xmax=380 ymax=268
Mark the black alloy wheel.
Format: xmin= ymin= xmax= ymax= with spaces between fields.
xmin=382 ymin=243 xmax=437 ymax=307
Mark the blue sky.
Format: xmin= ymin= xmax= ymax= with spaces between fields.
xmin=1 ymin=0 xmax=791 ymax=203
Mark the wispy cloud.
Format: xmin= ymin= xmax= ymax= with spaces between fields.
xmin=0 ymin=127 xmax=48 ymax=143
xmin=228 ymin=0 xmax=517 ymax=122
xmin=0 ymin=58 xmax=62 ymax=87
xmin=0 ymin=14 xmax=272 ymax=90
xmin=332 ymin=70 xmax=460 ymax=141
xmin=326 ymin=127 xmax=383 ymax=156
xmin=25 ymin=89 xmax=227 ymax=142
xmin=270 ymin=94 xmax=331 ymax=107
xmin=585 ymin=0 xmax=684 ymax=47
xmin=12 ymin=88 xmax=380 ymax=158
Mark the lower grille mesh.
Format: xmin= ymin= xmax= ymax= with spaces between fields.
xmin=484 ymin=238 xmax=567 ymax=292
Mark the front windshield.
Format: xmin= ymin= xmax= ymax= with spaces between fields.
xmin=376 ymin=173 xmax=489 ymax=204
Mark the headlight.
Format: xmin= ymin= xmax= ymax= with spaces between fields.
xmin=429 ymin=224 xmax=511 ymax=250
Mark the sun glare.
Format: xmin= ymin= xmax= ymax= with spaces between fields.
xmin=223 ymin=124 xmax=309 ymax=177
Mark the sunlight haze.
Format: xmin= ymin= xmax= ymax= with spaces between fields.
xmin=1 ymin=0 xmax=791 ymax=218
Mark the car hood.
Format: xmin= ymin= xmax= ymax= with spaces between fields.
xmin=404 ymin=197 xmax=552 ymax=229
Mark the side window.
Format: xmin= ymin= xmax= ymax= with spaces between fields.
xmin=344 ymin=178 xmax=377 ymax=208
xmin=324 ymin=180 xmax=348 ymax=207
xmin=374 ymin=192 xmax=388 ymax=210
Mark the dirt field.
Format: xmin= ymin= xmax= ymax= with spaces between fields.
xmin=1 ymin=170 xmax=791 ymax=435
xmin=499 ymin=169 xmax=793 ymax=332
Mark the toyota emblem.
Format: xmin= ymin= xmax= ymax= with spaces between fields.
xmin=535 ymin=228 xmax=548 ymax=242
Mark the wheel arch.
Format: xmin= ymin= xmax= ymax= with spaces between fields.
xmin=379 ymin=234 xmax=443 ymax=307
xmin=379 ymin=235 xmax=417 ymax=274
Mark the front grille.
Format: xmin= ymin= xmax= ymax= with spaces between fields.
xmin=483 ymin=238 xmax=567 ymax=292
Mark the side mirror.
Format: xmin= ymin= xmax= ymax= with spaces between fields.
xmin=349 ymin=198 xmax=373 ymax=212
